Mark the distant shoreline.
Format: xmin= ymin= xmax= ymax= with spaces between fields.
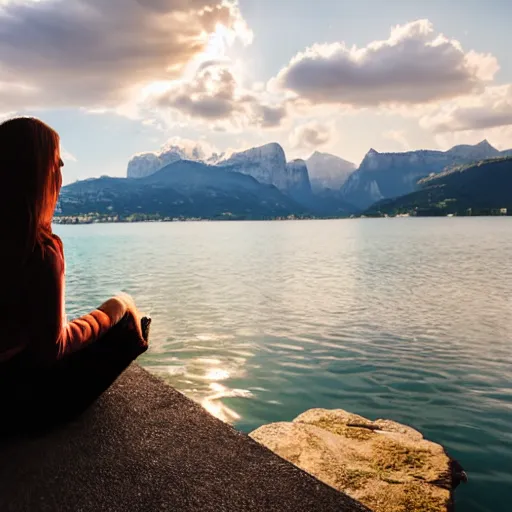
xmin=52 ymin=216 xmax=332 ymax=225
xmin=53 ymin=213 xmax=510 ymax=225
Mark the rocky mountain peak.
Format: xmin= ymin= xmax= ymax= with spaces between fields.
xmin=341 ymin=140 xmax=508 ymax=211
xmin=218 ymin=143 xmax=291 ymax=191
xmin=221 ymin=143 xmax=287 ymax=168
xmin=306 ymin=151 xmax=356 ymax=192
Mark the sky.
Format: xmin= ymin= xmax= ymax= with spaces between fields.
xmin=0 ymin=0 xmax=511 ymax=184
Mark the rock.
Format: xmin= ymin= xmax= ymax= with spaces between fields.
xmin=250 ymin=408 xmax=466 ymax=512
xmin=218 ymin=143 xmax=289 ymax=189
xmin=127 ymin=151 xmax=173 ymax=179
xmin=306 ymin=151 xmax=356 ymax=192
xmin=218 ymin=143 xmax=313 ymax=199
xmin=285 ymin=159 xmax=312 ymax=202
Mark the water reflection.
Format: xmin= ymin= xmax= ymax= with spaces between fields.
xmin=202 ymin=382 xmax=253 ymax=423
xmin=55 ymin=218 xmax=512 ymax=512
xmin=140 ymin=329 xmax=254 ymax=424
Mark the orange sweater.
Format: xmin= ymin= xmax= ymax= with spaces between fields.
xmin=0 ymin=235 xmax=128 ymax=364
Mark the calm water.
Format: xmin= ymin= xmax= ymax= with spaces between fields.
xmin=54 ymin=218 xmax=512 ymax=512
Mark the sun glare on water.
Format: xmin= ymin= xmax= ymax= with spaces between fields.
xmin=205 ymin=368 xmax=231 ymax=381
xmin=201 ymin=382 xmax=253 ymax=423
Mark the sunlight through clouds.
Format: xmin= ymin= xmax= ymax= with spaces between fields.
xmin=1 ymin=2 xmax=510 ymax=168
xmin=0 ymin=0 xmax=251 ymax=111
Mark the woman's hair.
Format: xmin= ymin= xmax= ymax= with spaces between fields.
xmin=0 ymin=117 xmax=62 ymax=259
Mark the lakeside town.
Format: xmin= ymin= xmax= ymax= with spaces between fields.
xmin=53 ymin=207 xmax=510 ymax=225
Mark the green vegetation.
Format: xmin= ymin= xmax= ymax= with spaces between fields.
xmin=334 ymin=468 xmax=374 ymax=491
xmin=365 ymin=157 xmax=512 ymax=217
xmin=55 ymin=162 xmax=323 ymax=221
xmin=373 ymin=441 xmax=428 ymax=473
xmin=306 ymin=417 xmax=375 ymax=441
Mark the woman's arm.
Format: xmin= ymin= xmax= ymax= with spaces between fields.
xmin=29 ymin=238 xmax=140 ymax=363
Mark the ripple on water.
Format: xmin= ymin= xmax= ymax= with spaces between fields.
xmin=55 ymin=218 xmax=512 ymax=512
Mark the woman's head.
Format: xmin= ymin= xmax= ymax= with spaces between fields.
xmin=0 ymin=117 xmax=63 ymax=253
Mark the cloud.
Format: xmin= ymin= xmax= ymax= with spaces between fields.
xmin=383 ymin=130 xmax=410 ymax=150
xmin=289 ymin=121 xmax=333 ymax=149
xmin=420 ymin=84 xmax=512 ymax=133
xmin=0 ymin=0 xmax=249 ymax=111
xmin=272 ymin=19 xmax=498 ymax=107
xmin=160 ymin=137 xmax=220 ymax=161
xmin=154 ymin=66 xmax=242 ymax=119
xmin=149 ymin=62 xmax=287 ymax=128
xmin=252 ymin=104 xmax=287 ymax=128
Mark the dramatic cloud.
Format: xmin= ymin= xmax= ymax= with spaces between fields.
xmin=289 ymin=121 xmax=333 ymax=149
xmin=273 ymin=19 xmax=498 ymax=107
xmin=0 ymin=0 xmax=250 ymax=110
xmin=420 ymin=84 xmax=512 ymax=133
xmin=153 ymin=66 xmax=242 ymax=119
xmin=149 ymin=62 xmax=287 ymax=128
xmin=255 ymin=105 xmax=287 ymax=128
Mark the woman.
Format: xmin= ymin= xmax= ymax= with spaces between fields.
xmin=0 ymin=116 xmax=146 ymax=368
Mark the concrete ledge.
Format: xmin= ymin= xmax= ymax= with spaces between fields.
xmin=0 ymin=362 xmax=370 ymax=511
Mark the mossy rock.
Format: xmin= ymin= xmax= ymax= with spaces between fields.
xmin=250 ymin=409 xmax=466 ymax=512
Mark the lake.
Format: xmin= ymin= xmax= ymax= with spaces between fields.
xmin=54 ymin=218 xmax=512 ymax=512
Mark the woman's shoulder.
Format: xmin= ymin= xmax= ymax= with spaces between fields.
xmin=47 ymin=233 xmax=63 ymax=254
xmin=34 ymin=234 xmax=64 ymax=275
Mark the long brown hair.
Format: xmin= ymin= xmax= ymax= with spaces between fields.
xmin=0 ymin=117 xmax=63 ymax=260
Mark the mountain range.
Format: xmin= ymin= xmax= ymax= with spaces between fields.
xmin=366 ymin=157 xmax=512 ymax=216
xmin=59 ymin=160 xmax=306 ymax=220
xmin=57 ymin=139 xmax=512 ymax=221
xmin=340 ymin=140 xmax=510 ymax=210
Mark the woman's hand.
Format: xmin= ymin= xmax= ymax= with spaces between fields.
xmin=115 ymin=292 xmax=148 ymax=353
xmin=99 ymin=293 xmax=148 ymax=353
xmin=116 ymin=292 xmax=140 ymax=319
